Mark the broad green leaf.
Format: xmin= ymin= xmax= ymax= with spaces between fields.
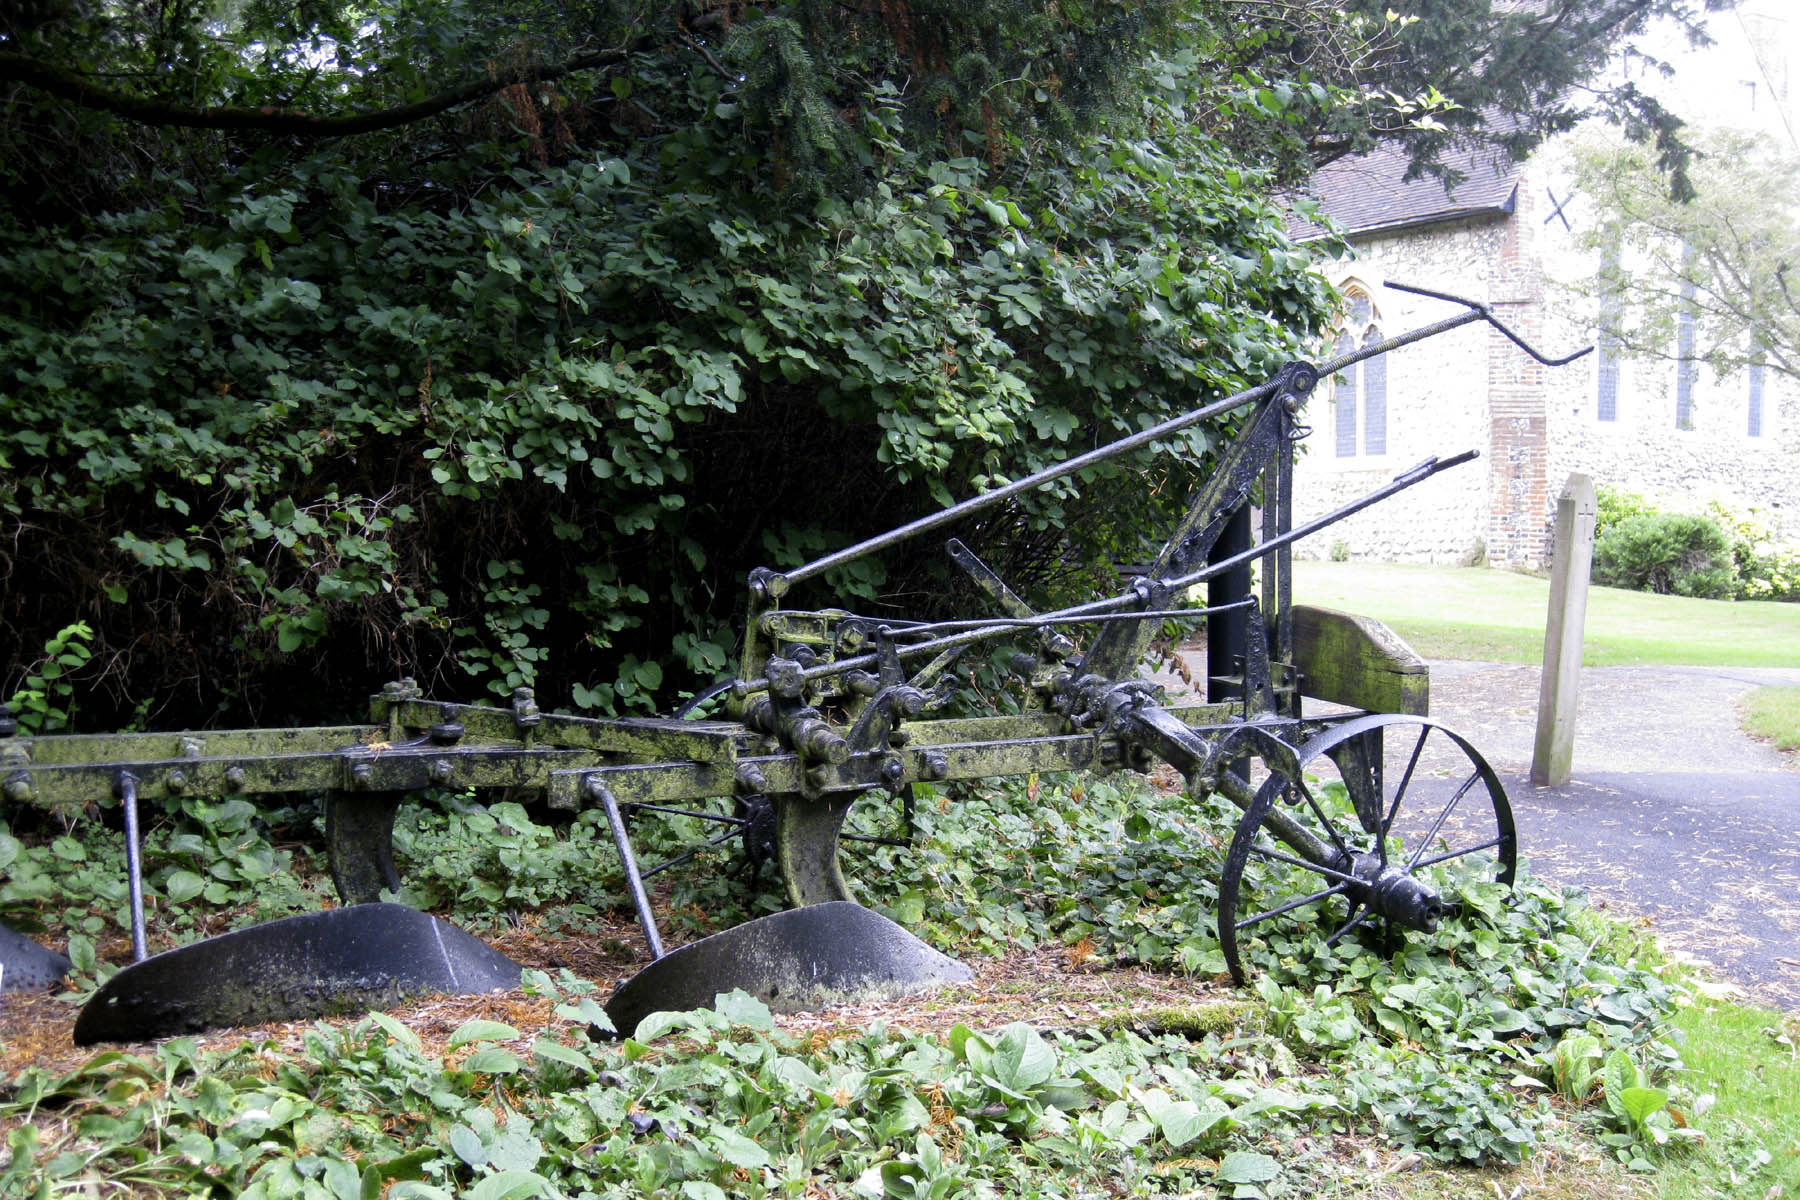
xmin=388 ymin=1185 xmax=454 ymax=1200
xmin=319 ymin=1156 xmax=361 ymax=1200
xmin=372 ymin=1147 xmax=436 ymax=1182
xmin=464 ymin=1047 xmax=523 ymax=1075
xmin=447 ymin=1019 xmax=519 ymax=1049
xmin=447 ymin=1125 xmax=486 ymax=1167
xmin=554 ymin=996 xmax=615 ymax=1033
xmin=1621 ymin=1086 xmax=1669 ymax=1126
xmin=67 ymin=932 xmax=95 ymax=974
xmin=465 ymin=1170 xmax=547 ymax=1200
xmin=1602 ymin=1050 xmax=1640 ymax=1119
xmin=365 ymin=1011 xmax=422 ymax=1052
xmin=1215 ymin=1151 xmax=1280 ymax=1184
xmin=990 ymin=1023 xmax=1055 ymax=1093
xmin=635 ymin=1009 xmax=706 ymax=1044
xmin=709 ymin=1126 xmax=771 ymax=1169
xmin=1139 ymin=1088 xmax=1223 ymax=1150
xmin=711 ymin=989 xmax=773 ymax=1031
xmin=531 ymin=1037 xmax=592 ymax=1072
xmin=486 ymin=1124 xmax=543 ymax=1173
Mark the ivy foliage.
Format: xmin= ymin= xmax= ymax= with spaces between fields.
xmin=0 ymin=770 xmax=1707 ymax=1192
xmin=1 ymin=10 xmax=1333 ymax=726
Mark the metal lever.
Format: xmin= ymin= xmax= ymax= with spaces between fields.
xmin=946 ymin=537 xmax=1075 ymax=661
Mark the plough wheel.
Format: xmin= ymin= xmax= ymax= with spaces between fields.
xmin=1217 ymin=714 xmax=1517 ymax=983
xmin=774 ymin=793 xmax=855 ymax=907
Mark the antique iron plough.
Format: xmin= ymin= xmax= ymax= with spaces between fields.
xmin=1 ymin=285 xmax=1589 ymax=1041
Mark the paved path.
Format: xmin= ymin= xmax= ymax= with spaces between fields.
xmin=1420 ymin=662 xmax=1800 ymax=1011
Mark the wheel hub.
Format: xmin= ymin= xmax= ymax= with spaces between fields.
xmin=1343 ymin=851 xmax=1442 ymax=933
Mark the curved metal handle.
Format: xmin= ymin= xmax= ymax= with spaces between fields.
xmin=777 ymin=279 xmax=1589 ymax=591
xmin=1382 ymin=281 xmax=1594 ymax=367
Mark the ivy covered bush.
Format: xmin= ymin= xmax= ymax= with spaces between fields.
xmin=0 ymin=8 xmax=1334 ymax=730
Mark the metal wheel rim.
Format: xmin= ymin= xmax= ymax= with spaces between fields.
xmin=1217 ymin=714 xmax=1517 ymax=984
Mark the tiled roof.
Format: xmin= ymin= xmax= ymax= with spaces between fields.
xmin=1288 ymin=140 xmax=1523 ymax=241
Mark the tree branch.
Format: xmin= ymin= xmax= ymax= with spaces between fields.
xmin=0 ymin=41 xmax=640 ymax=138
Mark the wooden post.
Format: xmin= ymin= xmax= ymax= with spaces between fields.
xmin=1531 ymin=473 xmax=1598 ymax=786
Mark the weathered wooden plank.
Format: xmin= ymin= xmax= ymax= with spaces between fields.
xmin=1290 ymin=604 xmax=1429 ymax=716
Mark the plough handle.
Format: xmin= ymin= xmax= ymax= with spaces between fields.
xmin=773 ymin=283 xmax=1586 ymax=594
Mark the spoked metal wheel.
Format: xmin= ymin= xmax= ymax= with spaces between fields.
xmin=1217 ymin=714 xmax=1517 ymax=983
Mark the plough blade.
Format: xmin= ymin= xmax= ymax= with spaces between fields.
xmin=604 ymin=902 xmax=970 ymax=1038
xmin=73 ymin=904 xmax=521 ymax=1045
xmin=1 ymin=922 xmax=72 ymax=993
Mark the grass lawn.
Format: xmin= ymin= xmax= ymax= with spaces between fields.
xmin=1741 ymin=685 xmax=1800 ymax=752
xmin=1291 ymin=561 xmax=1800 ymax=668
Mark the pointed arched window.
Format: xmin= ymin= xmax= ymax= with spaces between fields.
xmin=1331 ymin=287 xmax=1386 ymax=458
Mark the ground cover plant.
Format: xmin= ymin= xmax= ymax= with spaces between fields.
xmin=7 ymin=770 xmax=1778 ymax=1198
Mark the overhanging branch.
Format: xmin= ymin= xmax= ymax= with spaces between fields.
xmin=0 ymin=42 xmax=640 ymax=138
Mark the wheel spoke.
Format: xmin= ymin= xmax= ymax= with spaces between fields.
xmin=1405 ymin=768 xmax=1482 ymax=872
xmin=1234 ymin=882 xmax=1351 ymax=930
xmin=1222 ymin=715 xmax=1516 ymax=988
xmin=1407 ymin=835 xmax=1504 ymax=872
xmin=1379 ymin=725 xmax=1432 ymax=863
xmin=1319 ymin=905 xmax=1371 ymax=950
xmin=1296 ymin=778 xmax=1356 ymax=862
xmin=1249 ymin=840 xmax=1360 ymax=886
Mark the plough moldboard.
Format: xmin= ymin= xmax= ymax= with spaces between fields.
xmin=0 ymin=284 xmax=1589 ymax=1045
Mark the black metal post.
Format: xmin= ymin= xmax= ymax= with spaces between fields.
xmin=1207 ymin=505 xmax=1253 ymax=703
xmin=1208 ymin=505 xmax=1253 ymax=783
